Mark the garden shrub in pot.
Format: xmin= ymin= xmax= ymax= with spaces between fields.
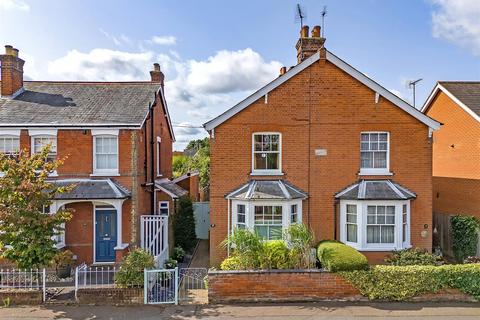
xmin=317 ymin=240 xmax=368 ymax=272
xmin=115 ymin=249 xmax=155 ymax=288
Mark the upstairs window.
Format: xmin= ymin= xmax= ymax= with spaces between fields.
xmin=252 ymin=133 xmax=281 ymax=174
xmin=93 ymin=135 xmax=118 ymax=175
xmin=360 ymin=132 xmax=389 ymax=175
xmin=33 ymin=136 xmax=57 ymax=162
xmin=0 ymin=135 xmax=20 ymax=157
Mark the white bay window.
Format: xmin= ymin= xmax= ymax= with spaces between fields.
xmin=340 ymin=200 xmax=411 ymax=251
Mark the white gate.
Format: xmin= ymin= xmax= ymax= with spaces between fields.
xmin=140 ymin=215 xmax=169 ymax=267
xmin=144 ymin=268 xmax=178 ymax=305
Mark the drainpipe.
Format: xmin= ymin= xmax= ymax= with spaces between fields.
xmin=150 ymin=96 xmax=156 ymax=215
xmin=227 ymin=198 xmax=231 ymax=257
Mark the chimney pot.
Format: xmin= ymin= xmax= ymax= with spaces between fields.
xmin=153 ymin=63 xmax=160 ymax=72
xmin=150 ymin=63 xmax=165 ymax=86
xmin=5 ymin=45 xmax=13 ymax=56
xmin=279 ymin=66 xmax=286 ymax=76
xmin=12 ymin=48 xmax=19 ymax=58
xmin=312 ymin=26 xmax=321 ymax=38
xmin=300 ymin=25 xmax=310 ymax=38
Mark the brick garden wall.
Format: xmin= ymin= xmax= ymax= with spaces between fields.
xmin=76 ymin=288 xmax=143 ymax=305
xmin=208 ymin=270 xmax=361 ymax=303
xmin=0 ymin=290 xmax=43 ymax=305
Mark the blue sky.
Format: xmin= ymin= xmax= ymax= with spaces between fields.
xmin=1 ymin=0 xmax=479 ymax=150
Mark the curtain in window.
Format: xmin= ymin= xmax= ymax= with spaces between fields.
xmin=366 ymin=205 xmax=395 ymax=243
xmin=346 ymin=204 xmax=357 ymax=242
xmin=360 ymin=133 xmax=388 ymax=169
xmin=95 ymin=136 xmax=118 ymax=169
xmin=0 ymin=136 xmax=20 ymax=155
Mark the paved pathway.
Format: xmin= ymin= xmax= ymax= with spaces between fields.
xmin=2 ymin=302 xmax=480 ymax=319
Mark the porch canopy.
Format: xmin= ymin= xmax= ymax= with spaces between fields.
xmin=155 ymin=178 xmax=188 ymax=199
xmin=335 ymin=180 xmax=416 ymax=200
xmin=226 ymin=180 xmax=308 ymax=200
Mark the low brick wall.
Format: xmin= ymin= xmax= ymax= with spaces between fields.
xmin=76 ymin=288 xmax=143 ymax=305
xmin=208 ymin=269 xmax=362 ymax=303
xmin=0 ymin=290 xmax=43 ymax=305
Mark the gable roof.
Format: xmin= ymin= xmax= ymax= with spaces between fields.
xmin=204 ymin=50 xmax=440 ymax=131
xmin=0 ymin=81 xmax=176 ymax=140
xmin=422 ymin=81 xmax=480 ymax=123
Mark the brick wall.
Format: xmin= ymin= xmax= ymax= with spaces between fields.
xmin=208 ymin=270 xmax=361 ymax=303
xmin=76 ymin=288 xmax=143 ymax=305
xmin=209 ymin=55 xmax=433 ymax=266
xmin=0 ymin=290 xmax=43 ymax=305
xmin=433 ymin=177 xmax=480 ymax=218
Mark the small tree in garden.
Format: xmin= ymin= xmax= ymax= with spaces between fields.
xmin=451 ymin=215 xmax=480 ymax=262
xmin=0 ymin=146 xmax=73 ymax=269
xmin=173 ymin=196 xmax=196 ymax=252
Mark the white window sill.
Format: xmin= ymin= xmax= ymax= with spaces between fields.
xmin=347 ymin=244 xmax=411 ymax=251
xmin=90 ymin=172 xmax=120 ymax=177
xmin=55 ymin=243 xmax=66 ymax=249
xmin=250 ymin=171 xmax=284 ymax=176
xmin=358 ymin=170 xmax=393 ymax=176
xmin=114 ymin=243 xmax=129 ymax=250
xmin=92 ymin=262 xmax=115 ymax=266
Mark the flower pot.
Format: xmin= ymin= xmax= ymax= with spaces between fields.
xmin=56 ymin=266 xmax=72 ymax=279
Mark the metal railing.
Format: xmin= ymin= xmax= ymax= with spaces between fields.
xmin=0 ymin=268 xmax=46 ymax=301
xmin=179 ymin=268 xmax=208 ymax=302
xmin=144 ymin=268 xmax=178 ymax=305
xmin=140 ymin=215 xmax=169 ymax=267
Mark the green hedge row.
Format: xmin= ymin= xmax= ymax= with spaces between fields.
xmin=317 ymin=240 xmax=368 ymax=272
xmin=340 ymin=264 xmax=480 ymax=301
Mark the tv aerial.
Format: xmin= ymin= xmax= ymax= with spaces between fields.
xmin=295 ymin=4 xmax=307 ymax=28
xmin=321 ymin=6 xmax=327 ymax=37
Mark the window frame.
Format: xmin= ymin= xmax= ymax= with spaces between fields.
xmin=156 ymin=136 xmax=162 ymax=177
xmin=29 ymin=130 xmax=58 ymax=177
xmin=231 ymin=199 xmax=302 ymax=240
xmin=359 ymin=131 xmax=391 ymax=176
xmin=92 ymin=132 xmax=119 ymax=176
xmin=340 ymin=200 xmax=411 ymax=251
xmin=158 ymin=201 xmax=169 ymax=216
xmin=0 ymin=134 xmax=20 ymax=156
xmin=251 ymin=132 xmax=282 ymax=176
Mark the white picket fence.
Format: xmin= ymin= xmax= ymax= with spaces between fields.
xmin=0 ymin=268 xmax=46 ymax=301
xmin=140 ymin=215 xmax=169 ymax=267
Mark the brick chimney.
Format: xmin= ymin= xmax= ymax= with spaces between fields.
xmin=150 ymin=63 xmax=165 ymax=87
xmin=295 ymin=25 xmax=325 ymax=64
xmin=0 ymin=45 xmax=25 ymax=98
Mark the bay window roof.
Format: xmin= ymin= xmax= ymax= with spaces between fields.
xmin=335 ymin=180 xmax=415 ymax=200
xmin=50 ymin=178 xmax=130 ymax=200
xmin=226 ymin=180 xmax=307 ymax=200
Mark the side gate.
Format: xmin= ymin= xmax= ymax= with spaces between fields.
xmin=144 ymin=268 xmax=178 ymax=305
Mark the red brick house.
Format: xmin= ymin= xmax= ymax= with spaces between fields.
xmin=0 ymin=45 xmax=190 ymax=265
xmin=422 ymin=82 xmax=480 ymax=219
xmin=204 ymin=26 xmax=441 ymax=265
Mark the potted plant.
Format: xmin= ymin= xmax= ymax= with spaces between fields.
xmin=172 ymin=246 xmax=186 ymax=263
xmin=52 ymin=250 xmax=74 ymax=279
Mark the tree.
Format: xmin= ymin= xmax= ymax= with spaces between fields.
xmin=175 ymin=138 xmax=210 ymax=190
xmin=173 ymin=196 xmax=196 ymax=252
xmin=0 ymin=146 xmax=73 ymax=269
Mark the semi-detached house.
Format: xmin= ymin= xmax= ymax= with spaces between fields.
xmin=0 ymin=45 xmax=194 ymax=266
xmin=204 ymin=26 xmax=441 ymax=265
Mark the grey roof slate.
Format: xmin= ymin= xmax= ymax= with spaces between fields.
xmin=226 ymin=180 xmax=308 ymax=200
xmin=0 ymin=82 xmax=160 ymax=126
xmin=155 ymin=179 xmax=188 ymax=198
xmin=439 ymin=81 xmax=480 ymax=117
xmin=50 ymin=179 xmax=131 ymax=200
xmin=335 ymin=180 xmax=416 ymax=200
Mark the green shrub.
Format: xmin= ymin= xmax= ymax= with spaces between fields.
xmin=220 ymin=256 xmax=243 ymax=270
xmin=261 ymin=240 xmax=291 ymax=269
xmin=285 ymin=223 xmax=316 ymax=269
xmin=340 ymin=264 xmax=480 ymax=301
xmin=222 ymin=229 xmax=264 ymax=269
xmin=317 ymin=240 xmax=368 ymax=272
xmin=164 ymin=258 xmax=178 ymax=269
xmin=451 ymin=215 xmax=479 ymax=262
xmin=115 ymin=249 xmax=155 ymax=287
xmin=385 ymin=248 xmax=439 ymax=266
xmin=173 ymin=196 xmax=197 ymax=252
xmin=172 ymin=246 xmax=186 ymax=261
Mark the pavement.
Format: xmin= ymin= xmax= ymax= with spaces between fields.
xmin=2 ymin=302 xmax=480 ymax=320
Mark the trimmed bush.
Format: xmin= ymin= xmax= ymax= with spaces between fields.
xmin=261 ymin=240 xmax=291 ymax=269
xmin=385 ymin=248 xmax=439 ymax=266
xmin=173 ymin=196 xmax=197 ymax=252
xmin=220 ymin=256 xmax=243 ymax=270
xmin=317 ymin=240 xmax=368 ymax=272
xmin=115 ymin=249 xmax=155 ymax=287
xmin=341 ymin=264 xmax=480 ymax=301
xmin=451 ymin=215 xmax=479 ymax=262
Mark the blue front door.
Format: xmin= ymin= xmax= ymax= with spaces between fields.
xmin=95 ymin=210 xmax=117 ymax=262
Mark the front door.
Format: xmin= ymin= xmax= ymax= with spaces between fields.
xmin=95 ymin=210 xmax=117 ymax=262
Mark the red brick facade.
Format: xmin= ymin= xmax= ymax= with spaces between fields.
xmin=208 ymin=270 xmax=361 ymax=303
xmin=424 ymin=89 xmax=480 ymax=218
xmin=208 ymin=39 xmax=435 ymax=266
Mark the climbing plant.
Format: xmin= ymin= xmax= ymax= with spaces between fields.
xmin=451 ymin=215 xmax=480 ymax=262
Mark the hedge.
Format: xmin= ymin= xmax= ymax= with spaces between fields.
xmin=340 ymin=264 xmax=480 ymax=301
xmin=317 ymin=240 xmax=368 ymax=272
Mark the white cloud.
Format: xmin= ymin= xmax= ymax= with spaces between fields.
xmin=47 ymin=49 xmax=154 ymax=81
xmin=44 ymin=46 xmax=281 ymax=148
xmin=0 ymin=0 xmax=29 ymax=11
xmin=99 ymin=29 xmax=132 ymax=46
xmin=430 ymin=0 xmax=480 ymax=55
xmin=151 ymin=36 xmax=177 ymax=46
xmin=187 ymin=48 xmax=282 ymax=94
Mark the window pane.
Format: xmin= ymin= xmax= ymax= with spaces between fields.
xmin=254 ymin=226 xmax=268 ymax=238
xmin=347 ymin=224 xmax=357 ymax=242
xmin=237 ymin=213 xmax=245 ymax=224
xmin=270 ymin=135 xmax=279 ymax=151
xmin=367 ymin=215 xmax=375 ymax=224
xmin=269 ymin=226 xmax=282 ymax=240
xmin=386 ymin=215 xmax=395 ymax=224
xmin=379 ymin=133 xmax=388 ymax=141
xmin=254 ymin=135 xmax=263 ymax=151
xmin=386 ymin=206 xmax=395 ymax=215
xmin=266 ymin=153 xmax=279 ymax=170
xmin=237 ymin=205 xmax=245 ymax=214
xmin=377 ymin=215 xmax=385 ymax=224
xmin=254 ymin=153 xmax=267 ymax=170
xmin=361 ymin=152 xmax=373 ymax=168
xmin=374 ymin=151 xmax=387 ymax=168
xmin=367 ymin=206 xmax=376 ymax=214
xmin=381 ymin=226 xmax=395 ymax=243
xmin=347 ymin=213 xmax=357 ymax=223
xmin=346 ymin=204 xmax=357 ymax=214
xmin=95 ymin=136 xmax=118 ymax=170
xmin=291 ymin=204 xmax=297 ymax=214
xmin=370 ymin=133 xmax=379 ymax=142
xmin=291 ymin=213 xmax=297 ymax=223
xmin=361 ymin=133 xmax=369 ymax=142
xmin=367 ymin=226 xmax=380 ymax=243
